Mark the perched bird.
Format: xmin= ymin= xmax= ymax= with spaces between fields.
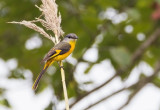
xmin=32 ymin=33 xmax=78 ymax=90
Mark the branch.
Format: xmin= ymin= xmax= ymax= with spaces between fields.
xmin=83 ymin=82 xmax=135 ymax=109
xmin=118 ymin=85 xmax=143 ymax=110
xmin=118 ymin=59 xmax=160 ymax=110
xmin=70 ymin=28 xmax=160 ymax=108
xmin=84 ymin=59 xmax=160 ymax=110
xmin=131 ymin=28 xmax=160 ymax=62
xmin=84 ymin=87 xmax=126 ymax=110
xmin=70 ymin=74 xmax=117 ymax=108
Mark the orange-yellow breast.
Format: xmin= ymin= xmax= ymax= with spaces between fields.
xmin=53 ymin=40 xmax=76 ymax=61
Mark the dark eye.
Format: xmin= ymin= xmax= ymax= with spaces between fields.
xmin=68 ymin=36 xmax=71 ymax=38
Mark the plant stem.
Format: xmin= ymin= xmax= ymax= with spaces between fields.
xmin=60 ymin=61 xmax=70 ymax=110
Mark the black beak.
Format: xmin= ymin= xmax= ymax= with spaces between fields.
xmin=74 ymin=36 xmax=78 ymax=39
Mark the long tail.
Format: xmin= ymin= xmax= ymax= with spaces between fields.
xmin=32 ymin=60 xmax=53 ymax=90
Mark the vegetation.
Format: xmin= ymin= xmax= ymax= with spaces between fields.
xmin=0 ymin=0 xmax=160 ymax=109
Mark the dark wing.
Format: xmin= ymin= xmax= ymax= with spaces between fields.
xmin=41 ymin=47 xmax=57 ymax=62
xmin=41 ymin=42 xmax=71 ymax=62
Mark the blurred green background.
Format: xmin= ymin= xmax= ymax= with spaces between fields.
xmin=1 ymin=0 xmax=160 ymax=110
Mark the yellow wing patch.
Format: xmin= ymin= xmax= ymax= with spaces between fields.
xmin=50 ymin=50 xmax=62 ymax=58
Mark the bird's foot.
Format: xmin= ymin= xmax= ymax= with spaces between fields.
xmin=60 ymin=66 xmax=64 ymax=69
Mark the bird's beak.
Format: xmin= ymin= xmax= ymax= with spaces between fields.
xmin=75 ymin=36 xmax=78 ymax=39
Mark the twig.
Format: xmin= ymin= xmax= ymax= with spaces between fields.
xmin=70 ymin=28 xmax=160 ymax=108
xmin=118 ymin=86 xmax=142 ymax=110
xmin=84 ymin=87 xmax=126 ymax=110
xmin=131 ymin=28 xmax=160 ymax=62
xmin=83 ymin=82 xmax=136 ymax=109
xmin=70 ymin=74 xmax=117 ymax=108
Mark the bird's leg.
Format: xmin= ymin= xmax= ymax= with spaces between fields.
xmin=57 ymin=61 xmax=64 ymax=69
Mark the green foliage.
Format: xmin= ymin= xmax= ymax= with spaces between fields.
xmin=1 ymin=0 xmax=160 ymax=109
xmin=45 ymin=102 xmax=53 ymax=110
xmin=0 ymin=98 xmax=11 ymax=108
xmin=110 ymin=46 xmax=131 ymax=68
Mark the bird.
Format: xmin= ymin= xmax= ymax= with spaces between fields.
xmin=32 ymin=33 xmax=78 ymax=90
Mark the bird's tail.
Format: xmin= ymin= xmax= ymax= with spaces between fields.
xmin=32 ymin=60 xmax=53 ymax=90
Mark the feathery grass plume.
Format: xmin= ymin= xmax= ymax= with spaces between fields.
xmin=8 ymin=20 xmax=55 ymax=43
xmin=8 ymin=0 xmax=64 ymax=44
xmin=36 ymin=0 xmax=64 ymax=42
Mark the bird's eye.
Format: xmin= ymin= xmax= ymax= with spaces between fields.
xmin=68 ymin=36 xmax=71 ymax=38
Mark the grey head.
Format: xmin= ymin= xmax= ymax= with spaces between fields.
xmin=63 ymin=33 xmax=78 ymax=42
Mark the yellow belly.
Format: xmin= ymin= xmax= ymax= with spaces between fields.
xmin=53 ymin=40 xmax=76 ymax=61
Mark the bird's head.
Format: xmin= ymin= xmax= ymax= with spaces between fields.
xmin=63 ymin=33 xmax=78 ymax=43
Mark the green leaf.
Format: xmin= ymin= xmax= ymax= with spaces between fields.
xmin=110 ymin=47 xmax=131 ymax=68
xmin=45 ymin=102 xmax=53 ymax=110
xmin=0 ymin=98 xmax=11 ymax=108
xmin=152 ymin=77 xmax=160 ymax=88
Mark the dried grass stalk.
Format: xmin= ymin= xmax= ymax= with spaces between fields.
xmin=8 ymin=0 xmax=69 ymax=109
